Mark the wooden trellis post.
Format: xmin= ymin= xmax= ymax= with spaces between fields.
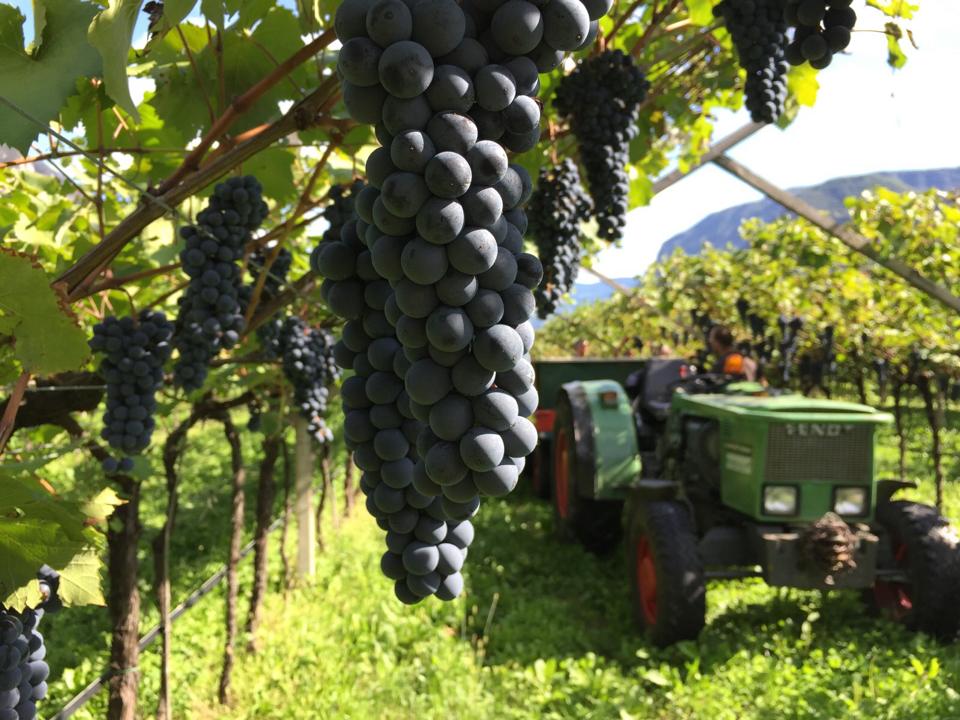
xmin=294 ymin=417 xmax=316 ymax=577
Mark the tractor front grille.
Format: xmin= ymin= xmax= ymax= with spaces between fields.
xmin=765 ymin=423 xmax=873 ymax=483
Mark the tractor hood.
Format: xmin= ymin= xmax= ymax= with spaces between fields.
xmin=675 ymin=392 xmax=893 ymax=424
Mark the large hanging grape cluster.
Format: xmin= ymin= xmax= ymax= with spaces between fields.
xmin=277 ymin=316 xmax=340 ymax=444
xmin=0 ymin=569 xmax=60 ymax=720
xmin=88 ymin=311 xmax=174 ymax=472
xmin=173 ymin=176 xmax=269 ymax=390
xmin=784 ymin=0 xmax=855 ymax=69
xmin=528 ymin=159 xmax=592 ymax=318
xmin=250 ymin=247 xmax=293 ymax=359
xmin=325 ymin=0 xmax=604 ymax=603
xmin=713 ymin=0 xmax=789 ymax=123
xmin=554 ymin=50 xmax=648 ymax=242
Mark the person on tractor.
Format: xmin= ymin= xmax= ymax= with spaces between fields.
xmin=708 ymin=324 xmax=758 ymax=381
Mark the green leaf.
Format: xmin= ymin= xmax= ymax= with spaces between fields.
xmin=200 ymin=0 xmax=225 ymax=30
xmin=87 ymin=0 xmax=143 ymax=122
xmin=0 ymin=0 xmax=102 ymax=154
xmin=163 ymin=0 xmax=197 ymax=25
xmin=0 ymin=249 xmax=90 ymax=374
xmin=684 ymin=0 xmax=714 ymax=26
xmin=0 ymin=518 xmax=86 ymax=610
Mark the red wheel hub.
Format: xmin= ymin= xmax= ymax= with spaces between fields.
xmin=635 ymin=535 xmax=658 ymax=625
xmin=554 ymin=428 xmax=570 ymax=520
xmin=873 ymin=542 xmax=913 ymax=619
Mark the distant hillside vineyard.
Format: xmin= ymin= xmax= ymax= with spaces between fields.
xmin=656 ymin=166 xmax=960 ymax=260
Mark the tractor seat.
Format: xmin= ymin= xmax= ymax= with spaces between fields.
xmin=639 ymin=358 xmax=688 ymax=421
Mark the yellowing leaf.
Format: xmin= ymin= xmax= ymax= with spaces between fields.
xmin=787 ymin=63 xmax=819 ymax=107
xmin=56 ymin=547 xmax=106 ymax=607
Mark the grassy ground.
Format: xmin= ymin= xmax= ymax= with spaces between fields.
xmin=38 ymin=407 xmax=960 ymax=719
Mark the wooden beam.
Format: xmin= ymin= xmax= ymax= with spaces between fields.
xmin=711 ymin=153 xmax=960 ymax=314
xmin=650 ymin=122 xmax=765 ymax=196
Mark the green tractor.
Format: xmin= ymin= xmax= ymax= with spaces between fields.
xmin=530 ymin=357 xmax=960 ymax=646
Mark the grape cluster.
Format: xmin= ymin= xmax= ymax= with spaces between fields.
xmin=277 ymin=316 xmax=340 ymax=444
xmin=713 ymin=0 xmax=789 ymax=123
xmin=554 ymin=50 xmax=648 ymax=242
xmin=89 ymin=311 xmax=174 ymax=471
xmin=173 ymin=176 xmax=269 ymax=390
xmin=331 ymin=0 xmax=601 ymax=602
xmin=528 ymin=159 xmax=592 ymax=318
xmin=777 ymin=314 xmax=804 ymax=383
xmin=784 ymin=0 xmax=855 ymax=69
xmin=318 ymin=181 xmax=478 ymax=603
xmin=250 ymin=247 xmax=293 ymax=359
xmin=0 ymin=570 xmax=60 ymax=720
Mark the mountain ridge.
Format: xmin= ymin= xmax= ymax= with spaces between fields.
xmin=656 ymin=166 xmax=960 ymax=259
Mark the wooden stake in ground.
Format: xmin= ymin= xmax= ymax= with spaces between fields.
xmin=278 ymin=439 xmax=293 ymax=593
xmin=343 ymin=452 xmax=357 ymax=517
xmin=107 ymin=476 xmax=141 ymax=720
xmin=295 ymin=416 xmax=316 ymax=577
xmin=247 ymin=434 xmax=281 ymax=651
xmin=218 ymin=413 xmax=246 ymax=705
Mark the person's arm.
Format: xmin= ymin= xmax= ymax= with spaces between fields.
xmin=743 ymin=356 xmax=758 ymax=382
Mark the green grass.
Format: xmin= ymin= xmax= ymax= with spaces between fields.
xmin=37 ymin=408 xmax=960 ymax=719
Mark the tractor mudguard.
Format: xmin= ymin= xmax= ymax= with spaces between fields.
xmin=876 ymin=478 xmax=919 ymax=505
xmin=559 ymin=380 xmax=641 ymax=500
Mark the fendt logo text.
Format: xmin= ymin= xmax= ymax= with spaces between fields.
xmin=784 ymin=423 xmax=855 ymax=437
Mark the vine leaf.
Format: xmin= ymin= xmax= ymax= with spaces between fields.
xmin=163 ymin=0 xmax=197 ymax=26
xmin=56 ymin=547 xmax=107 ymax=606
xmin=0 ymin=249 xmax=90 ymax=374
xmin=0 ymin=475 xmax=113 ymax=611
xmin=88 ymin=0 xmax=143 ymax=122
xmin=684 ymin=0 xmax=714 ymax=26
xmin=0 ymin=0 xmax=102 ymax=154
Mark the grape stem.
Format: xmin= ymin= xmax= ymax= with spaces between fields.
xmin=157 ymin=27 xmax=337 ymax=196
xmin=0 ymin=371 xmax=31 ymax=454
xmin=242 ymin=142 xmax=338 ymax=324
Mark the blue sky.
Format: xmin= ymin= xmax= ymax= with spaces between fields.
xmin=10 ymin=0 xmax=955 ymax=281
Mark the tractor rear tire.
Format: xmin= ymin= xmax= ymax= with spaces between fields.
xmin=627 ymin=500 xmax=706 ymax=647
xmin=551 ymin=391 xmax=622 ymax=553
xmin=863 ymin=500 xmax=960 ymax=641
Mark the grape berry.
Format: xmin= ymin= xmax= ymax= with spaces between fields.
xmin=784 ymin=0 xmax=856 ymax=70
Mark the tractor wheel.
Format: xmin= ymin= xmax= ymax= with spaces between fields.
xmin=627 ymin=500 xmax=706 ymax=647
xmin=863 ymin=500 xmax=960 ymax=640
xmin=529 ymin=437 xmax=551 ymax=500
xmin=551 ymin=391 xmax=622 ymax=553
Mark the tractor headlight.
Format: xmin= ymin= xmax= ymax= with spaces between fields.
xmin=763 ymin=485 xmax=798 ymax=516
xmin=834 ymin=487 xmax=867 ymax=516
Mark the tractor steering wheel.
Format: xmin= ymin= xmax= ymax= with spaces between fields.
xmin=668 ymin=372 xmax=735 ymax=395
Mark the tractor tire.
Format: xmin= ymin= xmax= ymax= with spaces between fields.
xmin=529 ymin=437 xmax=551 ymax=500
xmin=627 ymin=500 xmax=706 ymax=647
xmin=862 ymin=500 xmax=960 ymax=641
xmin=551 ymin=390 xmax=622 ymax=553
